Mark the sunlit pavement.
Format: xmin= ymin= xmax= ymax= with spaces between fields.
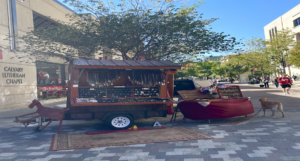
xmin=0 ymin=84 xmax=300 ymax=161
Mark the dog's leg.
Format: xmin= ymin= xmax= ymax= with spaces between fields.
xmin=263 ymin=108 xmax=266 ymax=117
xmin=272 ymin=109 xmax=276 ymax=119
xmin=279 ymin=104 xmax=284 ymax=117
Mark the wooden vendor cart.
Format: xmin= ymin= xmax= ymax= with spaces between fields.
xmin=65 ymin=59 xmax=181 ymax=129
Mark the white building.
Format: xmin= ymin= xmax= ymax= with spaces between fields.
xmin=209 ymin=56 xmax=223 ymax=61
xmin=264 ymin=3 xmax=300 ymax=77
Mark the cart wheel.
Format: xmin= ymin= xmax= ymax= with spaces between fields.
xmin=106 ymin=114 xmax=134 ymax=129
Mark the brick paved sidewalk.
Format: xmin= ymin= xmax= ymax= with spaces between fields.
xmin=1 ymin=83 xmax=300 ymax=161
xmin=1 ymin=113 xmax=300 ymax=161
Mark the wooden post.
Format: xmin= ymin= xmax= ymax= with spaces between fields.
xmin=58 ymin=118 xmax=63 ymax=134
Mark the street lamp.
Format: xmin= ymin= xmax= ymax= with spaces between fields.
xmin=271 ymin=56 xmax=274 ymax=63
xmin=281 ymin=58 xmax=286 ymax=74
xmin=250 ymin=66 xmax=254 ymax=79
xmin=271 ymin=56 xmax=286 ymax=74
xmin=228 ymin=63 xmax=232 ymax=78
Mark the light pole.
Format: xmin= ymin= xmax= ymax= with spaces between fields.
xmin=228 ymin=63 xmax=232 ymax=79
xmin=271 ymin=56 xmax=286 ymax=74
xmin=250 ymin=66 xmax=254 ymax=79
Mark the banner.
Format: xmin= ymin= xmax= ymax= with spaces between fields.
xmin=239 ymin=74 xmax=249 ymax=83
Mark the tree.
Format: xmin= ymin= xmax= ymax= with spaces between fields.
xmin=184 ymin=63 xmax=199 ymax=77
xmin=221 ymin=38 xmax=277 ymax=79
xmin=288 ymin=41 xmax=300 ymax=67
xmin=14 ymin=0 xmax=240 ymax=62
xmin=244 ymin=38 xmax=273 ymax=78
xmin=265 ymin=29 xmax=296 ymax=75
xmin=211 ymin=66 xmax=225 ymax=78
xmin=196 ymin=61 xmax=217 ymax=79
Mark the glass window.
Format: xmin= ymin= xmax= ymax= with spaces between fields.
xmin=294 ymin=18 xmax=300 ymax=27
xmin=36 ymin=62 xmax=65 ymax=87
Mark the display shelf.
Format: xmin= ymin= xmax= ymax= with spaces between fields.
xmin=71 ymin=100 xmax=174 ymax=106
xmin=78 ymin=86 xmax=162 ymax=99
xmin=217 ymin=86 xmax=243 ymax=98
xmin=78 ymin=85 xmax=160 ymax=88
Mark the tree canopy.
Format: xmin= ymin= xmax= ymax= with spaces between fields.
xmin=16 ymin=0 xmax=241 ymax=62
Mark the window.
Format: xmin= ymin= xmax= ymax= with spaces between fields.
xmin=294 ymin=17 xmax=300 ymax=27
xmin=272 ymin=28 xmax=275 ymax=38
xmin=275 ymin=27 xmax=277 ymax=35
xmin=36 ymin=62 xmax=66 ymax=87
xmin=269 ymin=30 xmax=272 ymax=39
xmin=33 ymin=11 xmax=57 ymax=29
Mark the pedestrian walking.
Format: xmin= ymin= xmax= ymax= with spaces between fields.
xmin=274 ymin=77 xmax=279 ymax=88
xmin=292 ymin=75 xmax=297 ymax=81
xmin=257 ymin=77 xmax=261 ymax=83
xmin=278 ymin=74 xmax=293 ymax=95
xmin=264 ymin=77 xmax=269 ymax=88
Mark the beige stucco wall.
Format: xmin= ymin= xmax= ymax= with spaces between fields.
xmin=0 ymin=0 xmax=74 ymax=110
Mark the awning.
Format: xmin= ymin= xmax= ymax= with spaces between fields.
xmin=72 ymin=59 xmax=181 ymax=69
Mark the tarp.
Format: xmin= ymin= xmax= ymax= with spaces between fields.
xmin=192 ymin=79 xmax=212 ymax=89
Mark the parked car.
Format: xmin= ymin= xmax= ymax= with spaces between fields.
xmin=173 ymin=79 xmax=195 ymax=97
xmin=173 ymin=79 xmax=212 ymax=97
xmin=218 ymin=79 xmax=226 ymax=82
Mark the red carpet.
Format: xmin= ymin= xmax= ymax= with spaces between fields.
xmin=85 ymin=126 xmax=166 ymax=135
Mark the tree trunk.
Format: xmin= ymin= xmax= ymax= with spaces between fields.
xmin=122 ymin=52 xmax=128 ymax=60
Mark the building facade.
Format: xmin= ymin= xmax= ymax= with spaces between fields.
xmin=264 ymin=3 xmax=300 ymax=77
xmin=0 ymin=0 xmax=77 ymax=110
xmin=209 ymin=56 xmax=223 ymax=61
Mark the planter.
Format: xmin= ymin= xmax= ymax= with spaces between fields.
xmin=259 ymin=85 xmax=264 ymax=87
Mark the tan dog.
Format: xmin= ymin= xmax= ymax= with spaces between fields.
xmin=259 ymin=97 xmax=284 ymax=119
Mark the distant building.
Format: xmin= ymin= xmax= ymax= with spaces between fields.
xmin=264 ymin=3 xmax=300 ymax=77
xmin=209 ymin=56 xmax=223 ymax=61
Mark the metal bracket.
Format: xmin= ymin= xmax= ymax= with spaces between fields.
xmin=73 ymin=68 xmax=85 ymax=83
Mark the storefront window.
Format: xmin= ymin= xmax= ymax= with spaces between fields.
xmin=36 ymin=62 xmax=65 ymax=86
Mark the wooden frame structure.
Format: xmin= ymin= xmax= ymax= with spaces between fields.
xmin=65 ymin=59 xmax=181 ymax=121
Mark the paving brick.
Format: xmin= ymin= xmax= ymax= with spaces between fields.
xmin=2 ymin=85 xmax=300 ymax=161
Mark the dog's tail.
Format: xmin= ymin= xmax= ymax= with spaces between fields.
xmin=278 ymin=103 xmax=284 ymax=117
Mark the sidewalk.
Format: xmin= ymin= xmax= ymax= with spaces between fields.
xmin=0 ymin=99 xmax=66 ymax=118
xmin=292 ymin=81 xmax=300 ymax=88
xmin=0 ymin=84 xmax=300 ymax=161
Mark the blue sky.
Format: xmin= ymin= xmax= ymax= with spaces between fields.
xmin=57 ymin=0 xmax=300 ymax=56
xmin=195 ymin=0 xmax=299 ymax=41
